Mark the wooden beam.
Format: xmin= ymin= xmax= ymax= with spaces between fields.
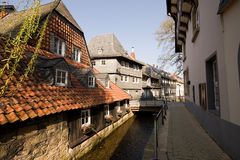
xmin=179 ymin=22 xmax=188 ymax=30
xmin=181 ymin=11 xmax=191 ymax=19
xmin=179 ymin=30 xmax=186 ymax=37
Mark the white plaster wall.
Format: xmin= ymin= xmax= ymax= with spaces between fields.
xmin=222 ymin=1 xmax=240 ymax=125
xmin=184 ymin=0 xmax=229 ymax=121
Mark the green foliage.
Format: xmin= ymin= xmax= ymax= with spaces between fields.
xmin=0 ymin=0 xmax=52 ymax=95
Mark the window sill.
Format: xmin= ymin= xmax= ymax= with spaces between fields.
xmin=191 ymin=27 xmax=200 ymax=42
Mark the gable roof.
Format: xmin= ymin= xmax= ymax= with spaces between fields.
xmin=0 ymin=46 xmax=130 ymax=125
xmin=88 ymin=33 xmax=145 ymax=66
xmin=0 ymin=1 xmax=82 ymax=36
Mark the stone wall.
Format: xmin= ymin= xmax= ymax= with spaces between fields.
xmin=0 ymin=112 xmax=134 ymax=160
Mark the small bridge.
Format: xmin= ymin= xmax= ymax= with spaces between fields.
xmin=130 ymin=99 xmax=165 ymax=112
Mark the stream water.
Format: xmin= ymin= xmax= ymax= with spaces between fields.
xmin=80 ymin=112 xmax=155 ymax=160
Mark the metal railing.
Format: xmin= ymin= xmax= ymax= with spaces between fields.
xmin=153 ymin=99 xmax=168 ymax=160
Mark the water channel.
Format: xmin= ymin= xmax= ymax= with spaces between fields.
xmin=80 ymin=112 xmax=155 ymax=160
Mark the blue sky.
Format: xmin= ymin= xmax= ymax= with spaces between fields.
xmin=9 ymin=0 xmax=168 ymax=66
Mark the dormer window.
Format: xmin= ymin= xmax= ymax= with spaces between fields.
xmin=88 ymin=76 xmax=96 ymax=87
xmin=106 ymin=80 xmax=110 ymax=88
xmin=98 ymin=48 xmax=103 ymax=54
xmin=72 ymin=46 xmax=81 ymax=62
xmin=56 ymin=69 xmax=68 ymax=86
xmin=52 ymin=36 xmax=66 ymax=56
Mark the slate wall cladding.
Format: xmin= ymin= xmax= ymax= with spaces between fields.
xmin=34 ymin=11 xmax=91 ymax=66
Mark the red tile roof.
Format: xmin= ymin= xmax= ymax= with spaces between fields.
xmin=0 ymin=47 xmax=131 ymax=125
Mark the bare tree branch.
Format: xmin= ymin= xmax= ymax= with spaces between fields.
xmin=155 ymin=18 xmax=183 ymax=75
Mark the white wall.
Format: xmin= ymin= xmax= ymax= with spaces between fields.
xmin=184 ymin=0 xmax=230 ymax=121
xmin=222 ymin=1 xmax=240 ymax=125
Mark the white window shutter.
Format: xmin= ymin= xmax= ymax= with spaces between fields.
xmin=78 ymin=50 xmax=81 ymax=62
xmin=93 ymin=77 xmax=96 ymax=87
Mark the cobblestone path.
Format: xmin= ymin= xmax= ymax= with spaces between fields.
xmin=167 ymin=103 xmax=231 ymax=160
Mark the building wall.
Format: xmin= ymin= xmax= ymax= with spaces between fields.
xmin=222 ymin=1 xmax=240 ymax=125
xmin=92 ymin=58 xmax=142 ymax=99
xmin=35 ymin=12 xmax=91 ymax=66
xmin=93 ymin=59 xmax=119 ymax=74
xmin=184 ymin=0 xmax=230 ymax=121
xmin=0 ymin=106 xmax=133 ymax=159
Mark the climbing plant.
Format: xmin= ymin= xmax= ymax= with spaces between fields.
xmin=0 ymin=0 xmax=56 ymax=95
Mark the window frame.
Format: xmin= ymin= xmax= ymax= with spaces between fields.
xmin=55 ymin=69 xmax=68 ymax=86
xmin=72 ymin=45 xmax=81 ymax=62
xmin=81 ymin=109 xmax=91 ymax=127
xmin=125 ymin=76 xmax=128 ymax=82
xmin=53 ymin=35 xmax=66 ymax=56
xmin=101 ymin=60 xmax=106 ymax=65
xmin=104 ymin=105 xmax=110 ymax=116
xmin=191 ymin=4 xmax=200 ymax=42
xmin=88 ymin=76 xmax=96 ymax=88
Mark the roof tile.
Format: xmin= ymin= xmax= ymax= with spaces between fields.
xmin=0 ymin=46 xmax=130 ymax=125
xmin=5 ymin=112 xmax=19 ymax=123
xmin=0 ymin=114 xmax=8 ymax=125
xmin=16 ymin=110 xmax=29 ymax=121
xmin=26 ymin=109 xmax=38 ymax=119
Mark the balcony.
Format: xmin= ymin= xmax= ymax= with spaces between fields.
xmin=117 ymin=67 xmax=142 ymax=77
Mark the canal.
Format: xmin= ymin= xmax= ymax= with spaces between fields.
xmin=80 ymin=112 xmax=155 ymax=160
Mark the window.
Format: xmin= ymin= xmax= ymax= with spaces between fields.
xmin=125 ymin=76 xmax=128 ymax=82
xmin=88 ymin=76 xmax=96 ymax=87
xmin=199 ymin=83 xmax=207 ymax=110
xmin=81 ymin=109 xmax=91 ymax=127
xmin=106 ymin=80 xmax=110 ymax=88
xmin=136 ymin=65 xmax=139 ymax=70
xmin=191 ymin=4 xmax=200 ymax=42
xmin=132 ymin=77 xmax=135 ymax=83
xmin=206 ymin=54 xmax=220 ymax=112
xmin=52 ymin=36 xmax=66 ymax=56
xmin=184 ymin=68 xmax=190 ymax=96
xmin=192 ymin=85 xmax=195 ymax=103
xmin=133 ymin=64 xmax=136 ymax=70
xmin=56 ymin=69 xmax=68 ymax=86
xmin=72 ymin=46 xmax=81 ymax=62
xmin=121 ymin=61 xmax=125 ymax=67
xmin=121 ymin=75 xmax=124 ymax=82
xmin=183 ymin=43 xmax=186 ymax=61
xmin=116 ymin=102 xmax=121 ymax=111
xmin=98 ymin=48 xmax=103 ymax=54
xmin=125 ymin=62 xmax=129 ymax=68
xmin=92 ymin=61 xmax=96 ymax=66
xmin=101 ymin=60 xmax=106 ymax=65
xmin=238 ymin=44 xmax=240 ymax=86
xmin=104 ymin=105 xmax=110 ymax=115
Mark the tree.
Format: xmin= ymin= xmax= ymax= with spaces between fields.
xmin=155 ymin=18 xmax=183 ymax=75
xmin=0 ymin=0 xmax=56 ymax=95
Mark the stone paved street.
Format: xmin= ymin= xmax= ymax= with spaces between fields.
xmin=167 ymin=103 xmax=231 ymax=160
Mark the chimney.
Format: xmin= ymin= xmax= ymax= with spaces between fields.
xmin=130 ymin=47 xmax=136 ymax=60
xmin=131 ymin=46 xmax=135 ymax=53
xmin=0 ymin=2 xmax=16 ymax=19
